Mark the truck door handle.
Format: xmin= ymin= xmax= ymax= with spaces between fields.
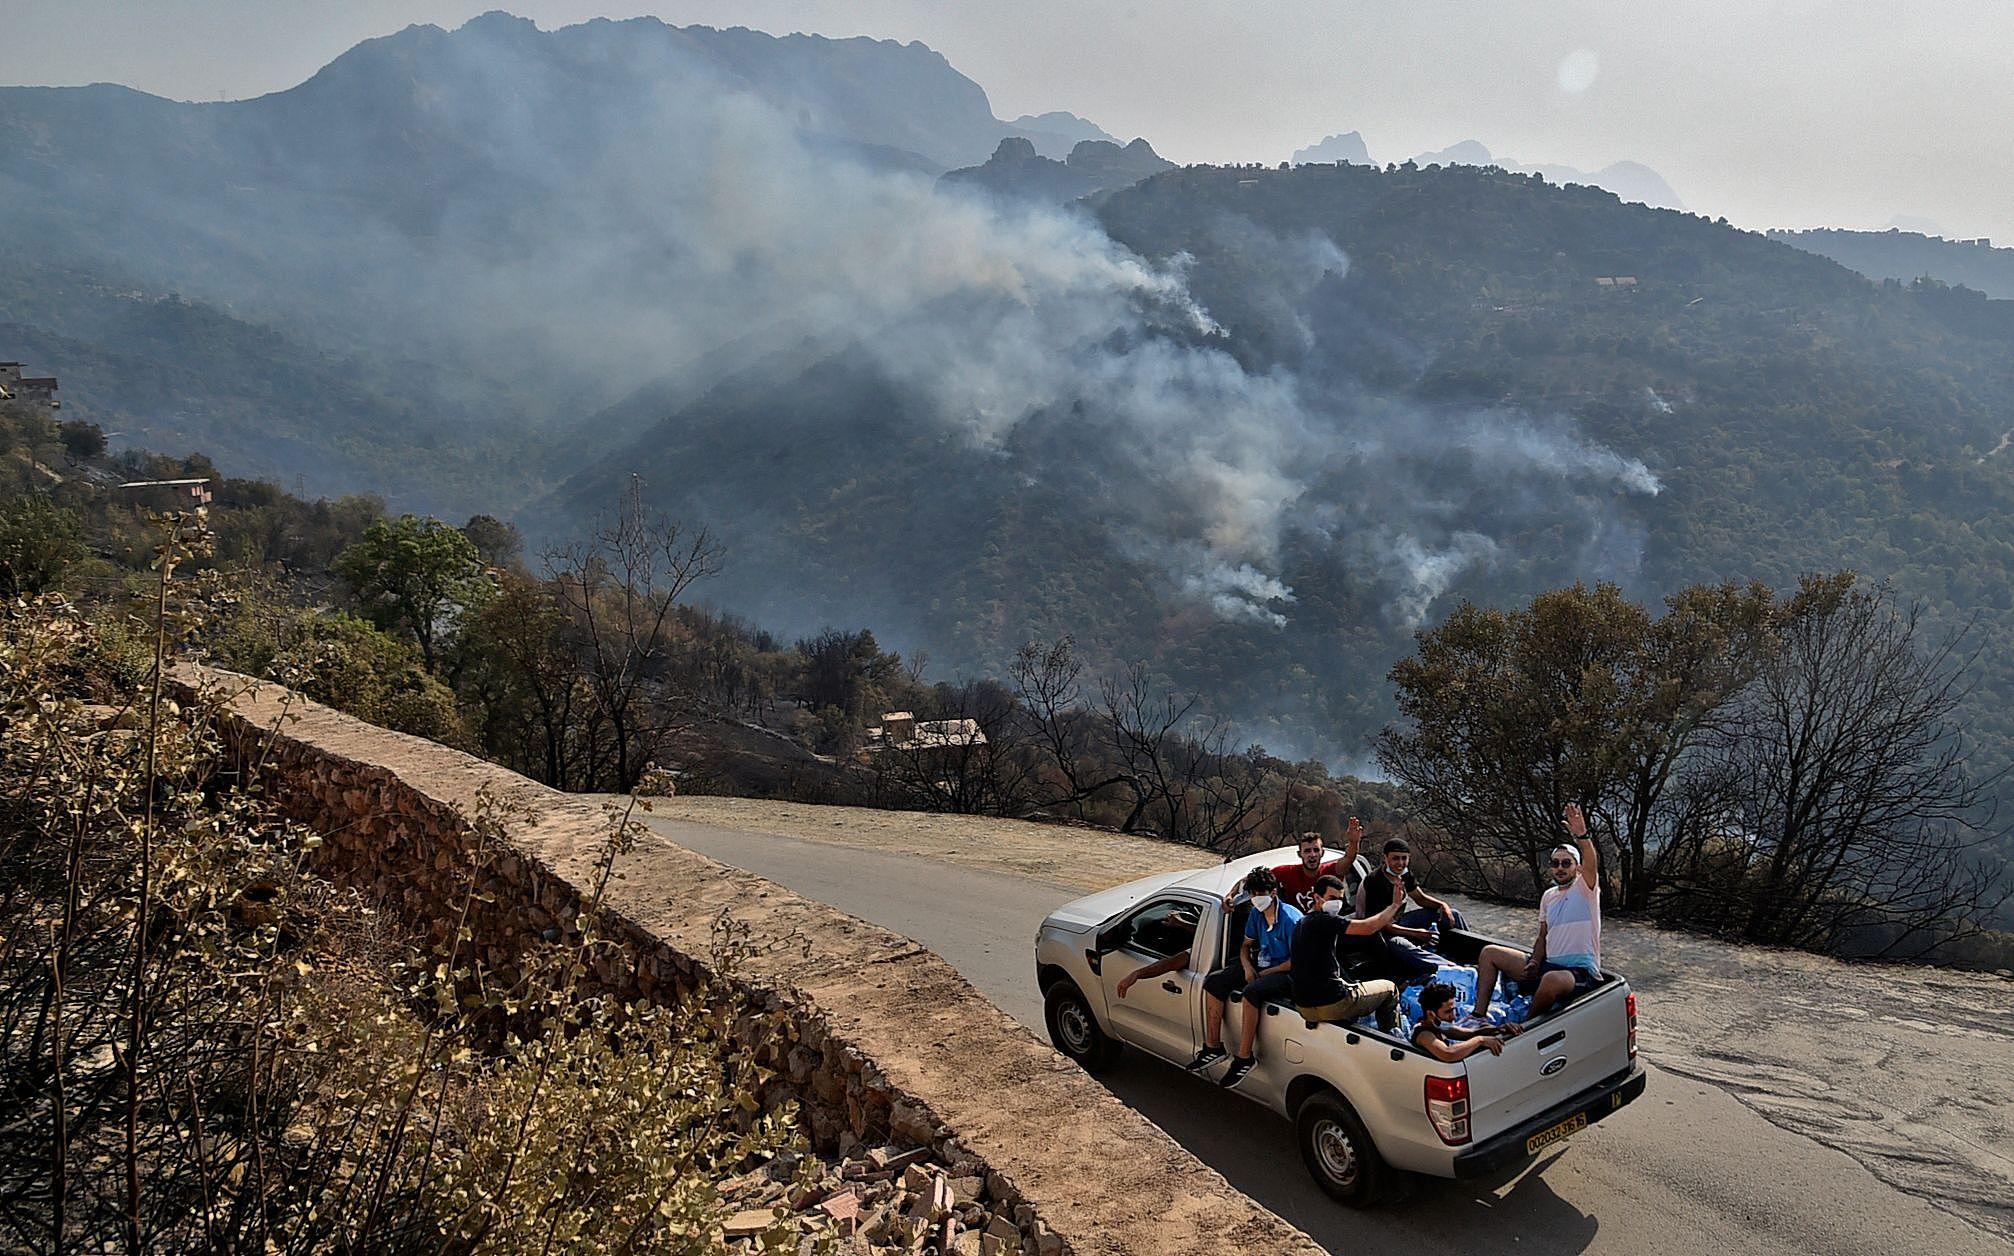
xmin=1161 ymin=980 xmax=1184 ymax=994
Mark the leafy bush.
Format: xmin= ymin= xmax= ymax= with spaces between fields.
xmin=0 ymin=492 xmax=84 ymax=596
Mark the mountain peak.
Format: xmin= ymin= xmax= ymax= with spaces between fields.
xmin=1413 ymin=139 xmax=1494 ymax=166
xmin=942 ymin=135 xmax=1172 ymax=204
xmin=1007 ymin=110 xmax=1119 ymax=160
xmin=1404 ymin=140 xmax=1683 ymax=210
xmin=1292 ymin=131 xmax=1372 ymax=166
xmin=458 ymin=10 xmax=539 ymax=35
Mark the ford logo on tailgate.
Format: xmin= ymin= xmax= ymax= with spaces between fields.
xmin=1541 ymin=1056 xmax=1568 ymax=1077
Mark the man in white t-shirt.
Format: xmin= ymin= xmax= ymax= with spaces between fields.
xmin=1472 ymin=802 xmax=1602 ymax=1025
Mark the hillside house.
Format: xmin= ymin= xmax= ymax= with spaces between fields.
xmin=870 ymin=710 xmax=988 ymax=779
xmin=0 ymin=363 xmax=59 ymax=409
xmin=875 ymin=711 xmax=986 ymax=750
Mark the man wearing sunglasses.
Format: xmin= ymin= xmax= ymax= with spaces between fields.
xmin=1471 ymin=802 xmax=1603 ymax=1024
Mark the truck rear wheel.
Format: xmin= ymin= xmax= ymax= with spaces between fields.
xmin=1295 ymin=1090 xmax=1388 ymax=1205
xmin=1044 ymin=981 xmax=1122 ymax=1073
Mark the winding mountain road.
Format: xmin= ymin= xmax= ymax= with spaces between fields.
xmin=637 ymin=808 xmax=2007 ymax=1255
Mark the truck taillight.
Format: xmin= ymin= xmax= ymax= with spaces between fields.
xmin=1626 ymin=992 xmax=1638 ymax=1061
xmin=1425 ymin=1074 xmax=1471 ymax=1146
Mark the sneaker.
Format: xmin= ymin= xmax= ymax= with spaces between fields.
xmin=1375 ymin=1000 xmax=1399 ymax=1033
xmin=1185 ymin=1045 xmax=1227 ymax=1073
xmin=1219 ymin=1056 xmax=1257 ymax=1089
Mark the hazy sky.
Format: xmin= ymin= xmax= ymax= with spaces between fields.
xmin=10 ymin=1 xmax=2013 ymax=241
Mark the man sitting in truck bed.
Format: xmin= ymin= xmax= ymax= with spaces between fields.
xmin=1290 ymin=873 xmax=1404 ymax=1032
xmin=1270 ymin=818 xmax=1366 ymax=914
xmin=1411 ymin=979 xmax=1520 ymax=1062
xmin=1354 ymin=837 xmax=1466 ymax=985
xmin=1191 ymin=867 xmax=1301 ymax=1089
xmin=1472 ymin=803 xmax=1603 ymax=1025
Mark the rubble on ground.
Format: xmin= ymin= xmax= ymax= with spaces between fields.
xmin=719 ymin=1143 xmax=1063 ymax=1256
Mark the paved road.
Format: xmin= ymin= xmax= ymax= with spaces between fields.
xmin=644 ymin=814 xmax=2007 ymax=1255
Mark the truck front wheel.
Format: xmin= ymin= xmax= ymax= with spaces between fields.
xmin=1295 ymin=1090 xmax=1389 ymax=1205
xmin=1044 ymin=981 xmax=1122 ymax=1073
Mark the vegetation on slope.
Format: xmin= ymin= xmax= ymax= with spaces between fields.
xmin=1770 ymin=227 xmax=2014 ymax=300
xmin=0 ymin=524 xmax=821 ymax=1252
xmin=8 ymin=399 xmax=2003 ymax=965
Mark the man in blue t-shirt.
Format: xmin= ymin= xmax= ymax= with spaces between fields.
xmin=1191 ymin=867 xmax=1302 ymax=1090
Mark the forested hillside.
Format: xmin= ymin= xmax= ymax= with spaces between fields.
xmin=0 ymin=260 xmax=538 ymax=509
xmin=0 ymin=13 xmax=1116 ymax=496
xmin=10 ymin=15 xmax=2014 ymax=849
xmin=555 ymin=163 xmax=2014 ymax=805
xmin=1101 ymin=165 xmax=2014 ymax=760
xmin=1771 ymin=227 xmax=2014 ymax=298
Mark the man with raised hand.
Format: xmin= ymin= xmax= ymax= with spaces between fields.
xmin=1290 ymin=873 xmax=1403 ymax=1031
xmin=1270 ymin=818 xmax=1366 ymax=914
xmin=1473 ymin=802 xmax=1604 ymax=1024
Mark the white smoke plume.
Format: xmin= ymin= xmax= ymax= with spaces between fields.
xmin=1370 ymin=531 xmax=1502 ymax=627
xmin=47 ymin=14 xmax=1662 ymax=632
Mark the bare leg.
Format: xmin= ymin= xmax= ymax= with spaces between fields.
xmin=1525 ymin=969 xmax=1578 ymax=1020
xmin=1203 ymin=994 xmax=1225 ymax=1049
xmin=1473 ymin=944 xmax=1527 ymax=1017
xmin=1238 ymin=999 xmax=1263 ymax=1060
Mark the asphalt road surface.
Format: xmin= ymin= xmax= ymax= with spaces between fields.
xmin=643 ymin=813 xmax=2007 ymax=1255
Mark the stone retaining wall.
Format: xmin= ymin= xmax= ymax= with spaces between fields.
xmin=182 ymin=667 xmax=1323 ymax=1256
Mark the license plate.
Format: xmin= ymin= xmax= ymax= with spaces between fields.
xmin=1525 ymin=1111 xmax=1587 ymax=1155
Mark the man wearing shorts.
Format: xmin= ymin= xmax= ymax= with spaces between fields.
xmin=1473 ymin=802 xmax=1603 ymax=1025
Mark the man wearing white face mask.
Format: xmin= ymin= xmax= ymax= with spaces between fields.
xmin=1291 ymin=874 xmax=1403 ymax=1031
xmin=1190 ymin=867 xmax=1301 ymax=1088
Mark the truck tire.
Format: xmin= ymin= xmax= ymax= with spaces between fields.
xmin=1044 ymin=981 xmax=1122 ymax=1073
xmin=1295 ymin=1090 xmax=1388 ymax=1205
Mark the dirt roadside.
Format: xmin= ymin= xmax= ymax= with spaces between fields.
xmin=647 ymin=795 xmax=2014 ymax=1245
xmin=644 ymin=797 xmax=1211 ymax=888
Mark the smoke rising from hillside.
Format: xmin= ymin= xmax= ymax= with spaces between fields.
xmin=21 ymin=14 xmax=1661 ymax=631
xmin=451 ymin=64 xmax=1662 ymax=627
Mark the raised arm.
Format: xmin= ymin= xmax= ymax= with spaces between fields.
xmin=1342 ymin=815 xmax=1363 ymax=871
xmin=1346 ymin=894 xmax=1403 ymax=936
xmin=1564 ymin=802 xmax=1598 ymax=891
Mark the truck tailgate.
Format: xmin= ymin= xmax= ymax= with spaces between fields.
xmin=1463 ymin=983 xmax=1632 ymax=1143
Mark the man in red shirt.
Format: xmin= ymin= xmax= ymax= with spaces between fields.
xmin=1270 ymin=818 xmax=1365 ymax=914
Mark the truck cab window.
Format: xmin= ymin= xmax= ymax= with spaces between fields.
xmin=1122 ymin=899 xmax=1200 ymax=959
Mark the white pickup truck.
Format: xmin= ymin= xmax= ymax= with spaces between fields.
xmin=1034 ymin=846 xmax=1645 ymax=1203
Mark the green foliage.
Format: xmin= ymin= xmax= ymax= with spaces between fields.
xmin=1377 ymin=576 xmax=1840 ymax=905
xmin=1379 ymin=573 xmax=2006 ymax=957
xmin=335 ymin=513 xmax=493 ymax=670
xmin=56 ymin=419 xmax=106 ymax=459
xmin=0 ymin=564 xmax=823 ymax=1252
xmin=211 ymin=604 xmax=471 ymax=748
xmin=0 ymin=492 xmax=84 ymax=596
xmin=461 ymin=512 xmax=525 ymax=570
